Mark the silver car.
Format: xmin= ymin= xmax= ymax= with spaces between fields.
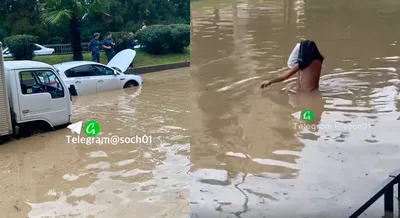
xmin=3 ymin=44 xmax=55 ymax=58
xmin=54 ymin=49 xmax=142 ymax=96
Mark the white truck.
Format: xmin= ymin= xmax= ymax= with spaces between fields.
xmin=0 ymin=42 xmax=72 ymax=139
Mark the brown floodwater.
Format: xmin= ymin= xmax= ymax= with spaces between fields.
xmin=190 ymin=0 xmax=400 ymax=217
xmin=0 ymin=69 xmax=190 ymax=218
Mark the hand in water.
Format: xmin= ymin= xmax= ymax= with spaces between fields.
xmin=260 ymin=81 xmax=271 ymax=89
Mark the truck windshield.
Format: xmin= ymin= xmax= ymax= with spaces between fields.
xmin=19 ymin=70 xmax=64 ymax=99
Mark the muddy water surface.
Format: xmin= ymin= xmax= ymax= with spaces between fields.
xmin=0 ymin=69 xmax=190 ymax=218
xmin=191 ymin=0 xmax=400 ymax=217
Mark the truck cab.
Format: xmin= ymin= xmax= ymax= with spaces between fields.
xmin=0 ymin=59 xmax=72 ymax=138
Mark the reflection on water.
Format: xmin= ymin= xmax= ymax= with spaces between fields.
xmin=0 ymin=69 xmax=190 ymax=218
xmin=191 ymin=0 xmax=400 ymax=217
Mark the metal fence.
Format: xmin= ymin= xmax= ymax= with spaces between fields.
xmin=349 ymin=168 xmax=400 ymax=218
xmin=42 ymin=43 xmax=105 ymax=55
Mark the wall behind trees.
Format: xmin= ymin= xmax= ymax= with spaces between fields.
xmin=0 ymin=0 xmax=190 ymax=44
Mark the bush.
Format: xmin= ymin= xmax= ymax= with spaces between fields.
xmin=4 ymin=34 xmax=38 ymax=60
xmin=135 ymin=25 xmax=172 ymax=54
xmin=170 ymin=17 xmax=190 ymax=25
xmin=136 ymin=24 xmax=190 ymax=54
xmin=111 ymin=32 xmax=129 ymax=53
xmin=169 ymin=24 xmax=190 ymax=53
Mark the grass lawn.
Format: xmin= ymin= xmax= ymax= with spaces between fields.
xmin=5 ymin=48 xmax=190 ymax=68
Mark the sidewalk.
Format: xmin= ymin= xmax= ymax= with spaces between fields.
xmin=126 ymin=61 xmax=190 ymax=74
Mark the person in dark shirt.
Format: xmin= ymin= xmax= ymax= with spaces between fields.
xmin=125 ymin=32 xmax=138 ymax=50
xmin=125 ymin=32 xmax=138 ymax=68
xmin=125 ymin=32 xmax=139 ymax=68
xmin=103 ymin=32 xmax=116 ymax=62
xmin=88 ymin=32 xmax=101 ymax=63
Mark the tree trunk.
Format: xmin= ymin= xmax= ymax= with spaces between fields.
xmin=69 ymin=14 xmax=83 ymax=61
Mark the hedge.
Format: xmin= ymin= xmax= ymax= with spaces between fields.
xmin=135 ymin=24 xmax=190 ymax=54
xmin=4 ymin=34 xmax=38 ymax=60
xmin=169 ymin=24 xmax=190 ymax=53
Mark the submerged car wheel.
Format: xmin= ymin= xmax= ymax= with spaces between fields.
xmin=123 ymin=80 xmax=139 ymax=88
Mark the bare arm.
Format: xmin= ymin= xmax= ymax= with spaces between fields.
xmin=103 ymin=45 xmax=111 ymax=49
xmin=261 ymin=64 xmax=300 ymax=88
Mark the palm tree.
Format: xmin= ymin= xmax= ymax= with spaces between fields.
xmin=41 ymin=0 xmax=108 ymax=61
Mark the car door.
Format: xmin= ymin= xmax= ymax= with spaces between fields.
xmin=65 ymin=65 xmax=97 ymax=95
xmin=92 ymin=64 xmax=122 ymax=93
xmin=17 ymin=69 xmax=70 ymax=126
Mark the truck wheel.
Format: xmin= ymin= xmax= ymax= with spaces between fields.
xmin=123 ymin=80 xmax=139 ymax=88
xmin=21 ymin=124 xmax=49 ymax=137
xmin=0 ymin=136 xmax=8 ymax=144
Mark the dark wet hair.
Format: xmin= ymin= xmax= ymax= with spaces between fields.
xmin=298 ymin=40 xmax=325 ymax=70
xmin=301 ymin=39 xmax=324 ymax=61
xmin=106 ymin=32 xmax=112 ymax=37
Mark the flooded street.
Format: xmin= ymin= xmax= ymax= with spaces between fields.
xmin=191 ymin=0 xmax=400 ymax=217
xmin=0 ymin=69 xmax=190 ymax=217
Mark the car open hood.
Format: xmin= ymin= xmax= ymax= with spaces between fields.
xmin=107 ymin=49 xmax=136 ymax=73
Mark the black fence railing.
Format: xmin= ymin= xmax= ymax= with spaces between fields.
xmin=349 ymin=169 xmax=400 ymax=218
xmin=42 ymin=43 xmax=100 ymax=54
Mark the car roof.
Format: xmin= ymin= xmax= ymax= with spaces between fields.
xmin=4 ymin=61 xmax=55 ymax=70
xmin=54 ymin=61 xmax=108 ymax=72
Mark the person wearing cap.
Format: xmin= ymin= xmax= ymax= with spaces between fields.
xmin=88 ymin=33 xmax=101 ymax=63
xmin=260 ymin=39 xmax=324 ymax=92
xmin=103 ymin=32 xmax=116 ymax=63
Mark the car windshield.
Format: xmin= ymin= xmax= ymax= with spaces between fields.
xmin=110 ymin=66 xmax=122 ymax=73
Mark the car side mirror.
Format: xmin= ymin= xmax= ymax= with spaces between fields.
xmin=114 ymin=71 xmax=119 ymax=75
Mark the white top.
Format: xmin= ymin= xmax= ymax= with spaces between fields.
xmin=287 ymin=43 xmax=300 ymax=69
xmin=4 ymin=60 xmax=54 ymax=70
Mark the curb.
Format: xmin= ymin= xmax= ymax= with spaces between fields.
xmin=126 ymin=62 xmax=190 ymax=74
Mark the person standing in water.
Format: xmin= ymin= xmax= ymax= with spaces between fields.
xmin=103 ymin=32 xmax=116 ymax=63
xmin=261 ymin=39 xmax=324 ymax=92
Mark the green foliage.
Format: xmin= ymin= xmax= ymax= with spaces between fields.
xmin=136 ymin=25 xmax=172 ymax=54
xmin=45 ymin=36 xmax=63 ymax=44
xmin=111 ymin=32 xmax=129 ymax=52
xmin=169 ymin=24 xmax=190 ymax=53
xmin=2 ymin=0 xmax=46 ymax=43
xmin=0 ymin=0 xmax=190 ymax=44
xmin=41 ymin=0 xmax=109 ymax=60
xmin=0 ymin=27 xmax=8 ymax=42
xmin=4 ymin=34 xmax=38 ymax=60
xmin=41 ymin=0 xmax=109 ymax=25
xmin=135 ymin=24 xmax=189 ymax=54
